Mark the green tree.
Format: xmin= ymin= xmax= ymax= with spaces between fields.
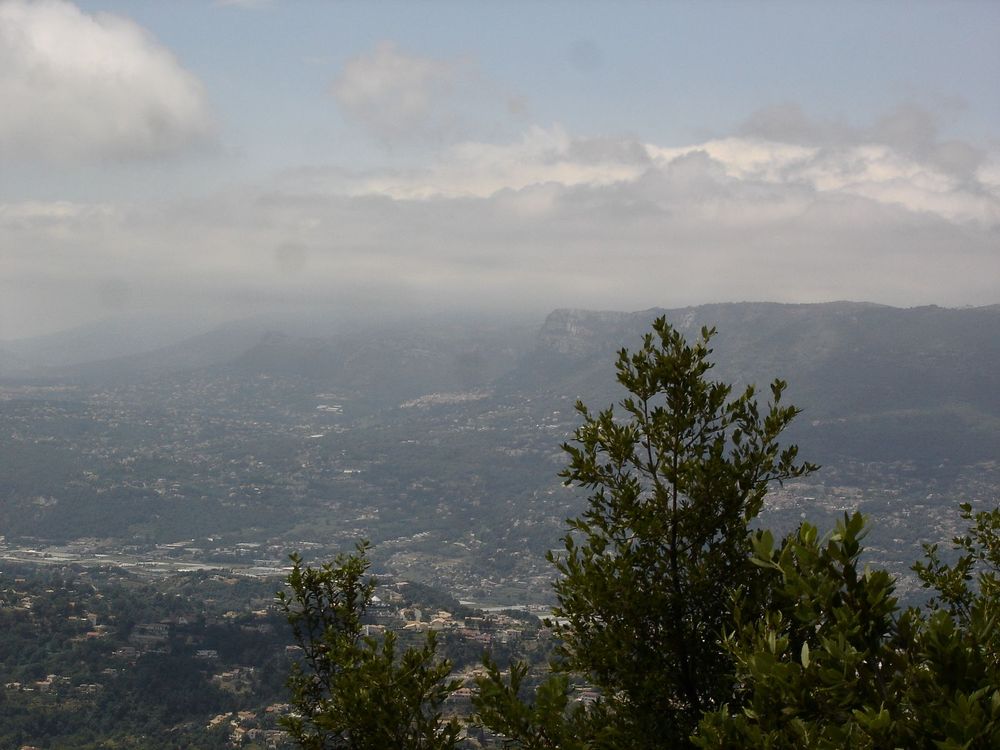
xmin=694 ymin=506 xmax=1000 ymax=749
xmin=914 ymin=502 xmax=1000 ymax=659
xmin=694 ymin=513 xmax=903 ymax=748
xmin=476 ymin=317 xmax=816 ymax=748
xmin=474 ymin=660 xmax=615 ymax=750
xmin=278 ymin=542 xmax=461 ymax=750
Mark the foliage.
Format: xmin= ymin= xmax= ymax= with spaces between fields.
xmin=277 ymin=542 xmax=461 ymax=750
xmin=909 ymin=502 xmax=1000 ymax=746
xmin=476 ymin=317 xmax=816 ymax=748
xmin=694 ymin=507 xmax=1000 ymax=749
xmin=915 ymin=503 xmax=1000 ymax=649
xmin=474 ymin=660 xmax=616 ymax=750
xmin=693 ymin=513 xmax=902 ymax=747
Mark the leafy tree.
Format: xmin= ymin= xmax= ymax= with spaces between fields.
xmin=278 ymin=542 xmax=461 ymax=750
xmin=474 ymin=660 xmax=614 ymax=750
xmin=915 ymin=502 xmax=1000 ymax=654
xmin=476 ymin=316 xmax=816 ymax=748
xmin=694 ymin=513 xmax=902 ymax=748
xmin=694 ymin=506 xmax=1000 ymax=749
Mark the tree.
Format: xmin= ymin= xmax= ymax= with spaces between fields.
xmin=693 ymin=513 xmax=903 ymax=748
xmin=694 ymin=506 xmax=1000 ymax=749
xmin=914 ymin=501 xmax=1000 ymax=662
xmin=474 ymin=660 xmax=616 ymax=750
xmin=476 ymin=317 xmax=816 ymax=748
xmin=278 ymin=542 xmax=461 ymax=750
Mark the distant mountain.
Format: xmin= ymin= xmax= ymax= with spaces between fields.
xmin=3 ymin=316 xmax=537 ymax=409
xmin=0 ymin=313 xmax=224 ymax=374
xmin=48 ymin=325 xmax=274 ymax=383
xmin=4 ymin=300 xmax=997 ymax=465
xmin=224 ymin=323 xmax=533 ymax=407
xmin=0 ymin=308 xmax=441 ymax=379
xmin=502 ymin=302 xmax=1000 ymax=467
xmin=0 ymin=345 xmax=29 ymax=378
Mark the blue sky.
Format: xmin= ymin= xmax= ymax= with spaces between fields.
xmin=72 ymin=1 xmax=1000 ymax=182
xmin=1 ymin=0 xmax=999 ymax=337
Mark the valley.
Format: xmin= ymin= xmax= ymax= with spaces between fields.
xmin=3 ymin=302 xmax=998 ymax=604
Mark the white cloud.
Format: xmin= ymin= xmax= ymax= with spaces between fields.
xmin=332 ymin=41 xmax=461 ymax=143
xmin=0 ymin=0 xmax=213 ymax=162
xmin=284 ymin=124 xmax=1000 ymax=227
xmin=3 ymin=109 xmax=998 ymax=339
xmin=651 ymin=139 xmax=1000 ymax=225
xmin=304 ymin=126 xmax=651 ymax=199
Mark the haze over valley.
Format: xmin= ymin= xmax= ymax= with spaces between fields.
xmin=3 ymin=301 xmax=997 ymax=604
xmin=2 ymin=1 xmax=999 ymax=746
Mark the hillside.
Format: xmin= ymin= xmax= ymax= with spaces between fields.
xmin=1 ymin=301 xmax=998 ymax=602
xmin=506 ymin=302 xmax=1000 ymax=466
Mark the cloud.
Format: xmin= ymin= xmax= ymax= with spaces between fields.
xmin=331 ymin=40 xmax=518 ymax=146
xmin=0 ymin=0 xmax=213 ymax=162
xmin=283 ymin=118 xmax=999 ymax=226
xmin=739 ymin=102 xmax=852 ymax=146
xmin=741 ymin=102 xmax=986 ymax=181
xmin=2 ymin=107 xmax=998 ymax=339
xmin=288 ymin=126 xmax=653 ymax=199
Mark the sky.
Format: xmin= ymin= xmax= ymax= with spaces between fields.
xmin=1 ymin=0 xmax=998 ymax=340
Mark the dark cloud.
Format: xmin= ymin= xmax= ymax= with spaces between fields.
xmin=740 ymin=102 xmax=987 ymax=181
xmin=566 ymin=137 xmax=651 ymax=166
xmin=739 ymin=103 xmax=851 ymax=145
